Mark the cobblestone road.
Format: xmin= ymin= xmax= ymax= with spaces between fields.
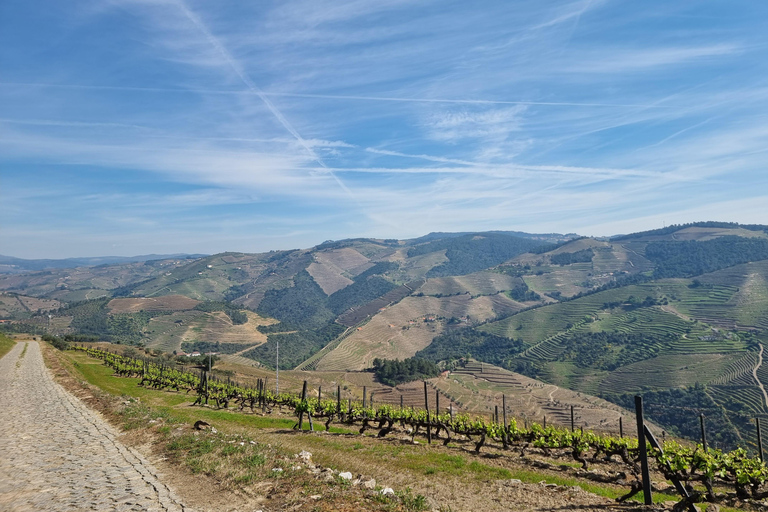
xmin=0 ymin=342 xmax=188 ymax=511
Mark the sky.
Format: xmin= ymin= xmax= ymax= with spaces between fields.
xmin=1 ymin=0 xmax=767 ymax=259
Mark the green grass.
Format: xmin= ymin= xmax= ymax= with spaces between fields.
xmin=63 ymin=349 xmax=741 ymax=512
xmin=67 ymin=351 xmax=352 ymax=432
xmin=0 ymin=333 xmax=16 ymax=360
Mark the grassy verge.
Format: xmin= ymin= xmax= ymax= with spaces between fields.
xmin=68 ymin=351 xmax=348 ymax=432
xmin=58 ymin=349 xmax=430 ymax=511
xmin=58 ymin=349 xmax=739 ymax=512
xmin=0 ymin=333 xmax=16 ymax=360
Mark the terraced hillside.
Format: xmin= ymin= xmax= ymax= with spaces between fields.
xmin=315 ymin=292 xmax=526 ymax=371
xmin=5 ymin=222 xmax=768 ymax=451
xmin=306 ymin=247 xmax=373 ymax=294
xmin=419 ymin=271 xmax=523 ymax=297
xmin=107 ymin=295 xmax=201 ymax=313
xmin=145 ymin=310 xmax=274 ymax=353
xmin=439 ymin=361 xmax=641 ymax=435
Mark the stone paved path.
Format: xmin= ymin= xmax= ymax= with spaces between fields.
xmin=0 ymin=342 xmax=188 ymax=511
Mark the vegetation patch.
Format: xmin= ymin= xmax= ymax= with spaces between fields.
xmin=372 ymin=357 xmax=440 ymax=386
xmin=408 ymin=234 xmax=545 ymax=278
xmin=553 ymin=332 xmax=677 ymax=371
xmin=244 ymin=322 xmax=345 ymax=370
xmin=507 ymin=282 xmax=541 ymax=302
xmin=193 ymin=301 xmax=248 ymax=324
xmin=0 ymin=333 xmax=14 ymax=359
xmin=328 ymin=276 xmax=398 ymax=315
xmin=646 ymin=237 xmax=768 ymax=278
xmin=257 ymin=270 xmax=335 ymax=330
xmin=417 ymin=328 xmax=525 ymax=367
xmin=180 ymin=341 xmax=255 ymax=355
xmin=550 ymin=248 xmax=594 ymax=266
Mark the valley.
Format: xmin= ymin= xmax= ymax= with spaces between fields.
xmin=2 ymin=221 xmax=768 ymax=453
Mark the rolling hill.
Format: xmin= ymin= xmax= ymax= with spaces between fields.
xmin=3 ymin=221 xmax=768 ymax=450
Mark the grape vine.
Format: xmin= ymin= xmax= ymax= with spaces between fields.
xmin=72 ymin=345 xmax=768 ymax=506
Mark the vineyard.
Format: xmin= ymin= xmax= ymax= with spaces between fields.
xmin=73 ymin=345 xmax=768 ymax=508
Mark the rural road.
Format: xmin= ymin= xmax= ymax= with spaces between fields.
xmin=753 ymin=343 xmax=768 ymax=409
xmin=0 ymin=341 xmax=188 ymax=511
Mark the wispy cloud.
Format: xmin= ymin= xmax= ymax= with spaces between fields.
xmin=1 ymin=0 xmax=767 ymax=257
xmin=569 ymin=44 xmax=742 ymax=74
xmin=422 ymin=106 xmax=527 ymax=142
xmin=169 ymin=0 xmax=356 ymax=199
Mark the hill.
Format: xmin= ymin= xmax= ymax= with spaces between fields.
xmin=3 ymin=221 xmax=768 ymax=450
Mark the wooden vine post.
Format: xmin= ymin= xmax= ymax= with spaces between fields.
xmin=424 ymin=381 xmax=431 ymax=444
xmin=634 ymin=396 xmax=652 ymax=505
xmin=297 ymin=380 xmax=307 ymax=431
xmin=502 ymin=394 xmax=509 ymax=448
xmin=644 ymin=425 xmax=696 ymax=512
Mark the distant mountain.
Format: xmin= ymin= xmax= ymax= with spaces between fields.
xmin=408 ymin=230 xmax=576 ymax=245
xmin=0 ymin=253 xmax=208 ymax=274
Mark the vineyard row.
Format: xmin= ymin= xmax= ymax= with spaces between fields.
xmin=72 ymin=345 xmax=768 ymax=507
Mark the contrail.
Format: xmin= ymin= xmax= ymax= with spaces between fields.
xmin=363 ymin=147 xmax=671 ymax=179
xmin=261 ymin=91 xmax=668 ymax=109
xmin=0 ymin=82 xmax=671 ymax=109
xmin=171 ymin=0 xmax=355 ymax=198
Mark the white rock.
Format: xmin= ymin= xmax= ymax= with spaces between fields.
xmin=211 ymin=427 xmax=218 ymax=434
xmin=298 ymin=450 xmax=312 ymax=462
xmin=380 ymin=487 xmax=395 ymax=496
xmin=339 ymin=471 xmax=353 ymax=480
xmin=272 ymin=468 xmax=283 ymax=473
xmin=508 ymin=479 xmax=522 ymax=485
xmin=363 ymin=478 xmax=376 ymax=490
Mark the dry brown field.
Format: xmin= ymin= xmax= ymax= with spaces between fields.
xmin=145 ymin=310 xmax=275 ymax=353
xmin=419 ymin=271 xmax=521 ymax=296
xmin=306 ymin=262 xmax=354 ymax=295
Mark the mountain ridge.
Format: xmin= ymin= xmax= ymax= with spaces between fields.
xmin=0 ymin=253 xmax=208 ymax=274
xmin=3 ymin=221 xmax=768 ymax=451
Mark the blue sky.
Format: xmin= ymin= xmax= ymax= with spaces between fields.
xmin=1 ymin=0 xmax=767 ymax=258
